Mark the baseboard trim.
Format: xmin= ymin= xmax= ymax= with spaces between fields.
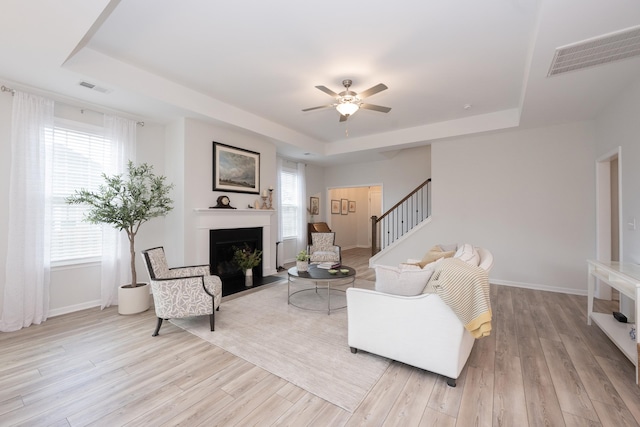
xmin=491 ymin=279 xmax=587 ymax=296
xmin=49 ymin=299 xmax=101 ymax=317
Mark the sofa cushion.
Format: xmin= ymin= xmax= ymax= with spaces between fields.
xmin=454 ymin=243 xmax=480 ymax=267
xmin=418 ymin=245 xmax=456 ymax=268
xmin=375 ymin=265 xmax=434 ymax=296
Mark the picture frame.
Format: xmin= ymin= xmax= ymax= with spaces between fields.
xmin=309 ymin=196 xmax=319 ymax=215
xmin=348 ymin=201 xmax=356 ymax=213
xmin=212 ymin=141 xmax=260 ymax=194
xmin=341 ymin=199 xmax=349 ymax=215
xmin=331 ymin=199 xmax=340 ymax=214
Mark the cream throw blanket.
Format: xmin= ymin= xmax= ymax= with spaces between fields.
xmin=427 ymin=258 xmax=492 ymax=338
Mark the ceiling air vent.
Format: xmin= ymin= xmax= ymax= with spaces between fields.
xmin=78 ymin=80 xmax=111 ymax=94
xmin=548 ymin=25 xmax=640 ymax=77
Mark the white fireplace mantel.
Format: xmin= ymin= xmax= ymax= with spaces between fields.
xmin=193 ymin=208 xmax=276 ymax=276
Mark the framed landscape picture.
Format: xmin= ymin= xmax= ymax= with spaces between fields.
xmin=348 ymin=201 xmax=356 ymax=213
xmin=213 ymin=142 xmax=260 ymax=194
xmin=331 ymin=199 xmax=340 ymax=214
xmin=341 ymin=199 xmax=348 ymax=215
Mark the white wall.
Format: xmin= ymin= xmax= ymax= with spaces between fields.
xmin=375 ymin=121 xmax=597 ymax=295
xmin=181 ymin=119 xmax=278 ymax=270
xmin=305 ymin=163 xmax=326 ymax=224
xmin=595 ymin=78 xmax=640 ymax=264
xmin=164 ymin=118 xmax=186 ymax=265
xmin=323 ymin=145 xmax=431 ymax=213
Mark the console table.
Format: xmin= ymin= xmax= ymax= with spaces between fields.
xmin=587 ymin=260 xmax=640 ymax=384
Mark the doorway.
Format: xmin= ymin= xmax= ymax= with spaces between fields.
xmin=327 ymin=185 xmax=382 ymax=249
xmin=595 ymin=147 xmax=622 ymax=300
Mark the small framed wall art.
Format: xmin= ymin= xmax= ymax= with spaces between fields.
xmin=341 ymin=199 xmax=349 ymax=215
xmin=348 ymin=201 xmax=356 ymax=213
xmin=310 ymin=196 xmax=319 ymax=215
xmin=212 ymin=141 xmax=260 ymax=194
xmin=331 ymin=199 xmax=340 ymax=214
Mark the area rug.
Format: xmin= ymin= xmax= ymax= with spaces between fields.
xmin=170 ymin=279 xmax=389 ymax=413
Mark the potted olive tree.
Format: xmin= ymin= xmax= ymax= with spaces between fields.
xmin=67 ymin=161 xmax=174 ymax=314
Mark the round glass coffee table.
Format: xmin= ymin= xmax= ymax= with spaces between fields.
xmin=287 ymin=264 xmax=356 ymax=314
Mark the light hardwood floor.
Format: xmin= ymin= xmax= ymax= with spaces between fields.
xmin=1 ymin=247 xmax=639 ymax=426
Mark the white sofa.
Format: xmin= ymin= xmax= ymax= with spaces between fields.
xmin=346 ymin=247 xmax=493 ymax=387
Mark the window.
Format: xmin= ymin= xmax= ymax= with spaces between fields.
xmin=280 ymin=168 xmax=299 ymax=239
xmin=49 ymin=119 xmax=111 ymax=265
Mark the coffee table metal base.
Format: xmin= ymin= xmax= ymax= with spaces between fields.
xmin=287 ymin=265 xmax=356 ymax=314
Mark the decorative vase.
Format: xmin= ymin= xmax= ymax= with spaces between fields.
xmin=296 ymin=260 xmax=308 ymax=272
xmin=245 ymin=268 xmax=253 ymax=287
xmin=118 ymin=283 xmax=150 ymax=315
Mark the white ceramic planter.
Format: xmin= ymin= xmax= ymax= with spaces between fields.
xmin=118 ymin=283 xmax=150 ymax=315
xmin=296 ymin=260 xmax=309 ymax=272
xmin=245 ymin=268 xmax=253 ymax=287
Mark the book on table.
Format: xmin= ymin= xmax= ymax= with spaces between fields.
xmin=317 ymin=262 xmax=341 ymax=269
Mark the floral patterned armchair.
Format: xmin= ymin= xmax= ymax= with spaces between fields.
xmin=142 ymin=247 xmax=222 ymax=336
xmin=308 ymin=232 xmax=341 ymax=263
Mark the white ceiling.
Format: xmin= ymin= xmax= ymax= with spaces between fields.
xmin=1 ymin=0 xmax=640 ymax=165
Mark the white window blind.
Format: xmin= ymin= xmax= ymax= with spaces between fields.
xmin=49 ymin=120 xmax=111 ymax=264
xmin=280 ymin=169 xmax=299 ymax=239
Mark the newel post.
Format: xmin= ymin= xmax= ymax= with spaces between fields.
xmin=371 ymin=215 xmax=378 ymax=257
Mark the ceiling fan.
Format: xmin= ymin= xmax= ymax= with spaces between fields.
xmin=302 ymin=79 xmax=391 ymax=122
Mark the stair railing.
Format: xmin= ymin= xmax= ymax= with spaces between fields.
xmin=371 ymin=178 xmax=431 ymax=256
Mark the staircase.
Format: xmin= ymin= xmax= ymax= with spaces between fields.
xmin=371 ymin=178 xmax=431 ymax=256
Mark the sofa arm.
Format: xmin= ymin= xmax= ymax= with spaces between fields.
xmin=346 ymin=288 xmax=474 ymax=380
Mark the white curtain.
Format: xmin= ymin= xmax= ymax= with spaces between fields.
xmin=101 ymin=115 xmax=136 ymax=309
xmin=296 ymin=162 xmax=307 ymax=252
xmin=276 ymin=157 xmax=284 ymax=242
xmin=1 ymin=91 xmax=54 ymax=332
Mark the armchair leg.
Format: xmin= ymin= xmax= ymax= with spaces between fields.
xmin=350 ymin=347 xmax=358 ymax=354
xmin=209 ymin=310 xmax=215 ymax=331
xmin=152 ymin=318 xmax=164 ymax=336
xmin=446 ymin=377 xmax=456 ymax=387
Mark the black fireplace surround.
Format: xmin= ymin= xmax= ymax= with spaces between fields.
xmin=210 ymin=227 xmax=263 ymax=296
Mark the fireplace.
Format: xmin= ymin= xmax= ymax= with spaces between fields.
xmin=194 ymin=208 xmax=277 ymax=296
xmin=210 ymin=227 xmax=264 ymax=296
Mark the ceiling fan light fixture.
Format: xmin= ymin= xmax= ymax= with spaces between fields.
xmin=336 ymin=102 xmax=359 ymax=116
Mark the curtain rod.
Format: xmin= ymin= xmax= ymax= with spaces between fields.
xmin=1 ymin=85 xmax=15 ymax=95
xmin=2 ymin=85 xmax=144 ymax=126
xmin=79 ymin=108 xmax=144 ymax=127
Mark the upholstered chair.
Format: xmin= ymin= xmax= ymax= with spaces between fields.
xmin=142 ymin=247 xmax=222 ymax=336
xmin=308 ymin=232 xmax=341 ymax=263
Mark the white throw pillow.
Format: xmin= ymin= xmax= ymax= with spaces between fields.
xmin=454 ymin=243 xmax=480 ymax=266
xmin=439 ymin=243 xmax=458 ymax=252
xmin=375 ymin=265 xmax=434 ymax=296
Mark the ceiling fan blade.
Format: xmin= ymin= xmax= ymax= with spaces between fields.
xmin=315 ymin=85 xmax=339 ymax=98
xmin=339 ymin=114 xmax=348 ymax=122
xmin=358 ymin=83 xmax=388 ymax=99
xmin=302 ymin=105 xmax=333 ymax=112
xmin=360 ymin=103 xmax=391 ymax=113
